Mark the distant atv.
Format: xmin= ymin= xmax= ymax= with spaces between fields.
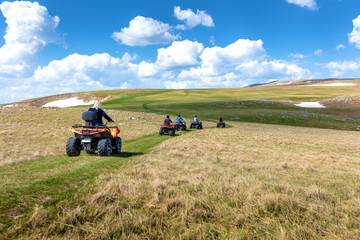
xmin=66 ymin=111 xmax=122 ymax=157
xmin=217 ymin=121 xmax=226 ymax=128
xmin=174 ymin=121 xmax=187 ymax=131
xmin=190 ymin=121 xmax=203 ymax=129
xmin=159 ymin=124 xmax=176 ymax=136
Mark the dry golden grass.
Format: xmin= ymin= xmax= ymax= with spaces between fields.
xmin=23 ymin=122 xmax=360 ymax=239
xmin=0 ymin=106 xmax=193 ymax=166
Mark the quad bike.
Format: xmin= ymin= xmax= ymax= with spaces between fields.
xmin=216 ymin=121 xmax=226 ymax=128
xmin=66 ymin=111 xmax=122 ymax=157
xmin=174 ymin=121 xmax=187 ymax=131
xmin=159 ymin=124 xmax=176 ymax=136
xmin=190 ymin=121 xmax=203 ymax=129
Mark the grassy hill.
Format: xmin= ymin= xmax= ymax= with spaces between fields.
xmin=1 ymin=82 xmax=360 ymax=239
xmin=84 ymin=82 xmax=360 ymax=130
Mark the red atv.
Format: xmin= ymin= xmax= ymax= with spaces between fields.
xmin=216 ymin=122 xmax=226 ymax=128
xmin=159 ymin=124 xmax=176 ymax=136
xmin=66 ymin=111 xmax=122 ymax=156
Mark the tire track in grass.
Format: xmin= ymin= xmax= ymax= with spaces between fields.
xmin=0 ymin=131 xmax=189 ymax=235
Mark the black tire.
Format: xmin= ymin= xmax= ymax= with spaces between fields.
xmin=66 ymin=137 xmax=81 ymax=157
xmin=222 ymin=124 xmax=225 ymax=128
xmin=98 ymin=138 xmax=111 ymax=156
xmin=169 ymin=129 xmax=175 ymax=136
xmin=181 ymin=125 xmax=186 ymax=131
xmin=216 ymin=124 xmax=220 ymax=128
xmin=159 ymin=128 xmax=164 ymax=135
xmin=112 ymin=137 xmax=122 ymax=154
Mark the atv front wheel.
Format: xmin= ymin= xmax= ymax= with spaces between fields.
xmin=169 ymin=129 xmax=175 ymax=136
xmin=112 ymin=137 xmax=122 ymax=154
xmin=98 ymin=138 xmax=111 ymax=156
xmin=66 ymin=137 xmax=81 ymax=156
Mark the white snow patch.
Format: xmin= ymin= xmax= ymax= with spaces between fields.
xmin=295 ymin=102 xmax=326 ymax=108
xmin=43 ymin=97 xmax=95 ymax=108
xmin=310 ymin=83 xmax=356 ymax=87
xmin=3 ymin=104 xmax=17 ymax=108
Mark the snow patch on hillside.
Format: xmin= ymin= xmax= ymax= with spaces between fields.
xmin=295 ymin=102 xmax=326 ymax=108
xmin=43 ymin=97 xmax=95 ymax=108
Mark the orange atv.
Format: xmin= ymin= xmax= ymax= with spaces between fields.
xmin=66 ymin=111 xmax=122 ymax=156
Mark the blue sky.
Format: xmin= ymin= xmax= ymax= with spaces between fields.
xmin=1 ymin=0 xmax=360 ymax=103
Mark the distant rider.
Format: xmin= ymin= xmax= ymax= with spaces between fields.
xmin=194 ymin=115 xmax=199 ymax=123
xmin=219 ymin=117 xmax=223 ymax=122
xmin=88 ymin=100 xmax=113 ymax=126
xmin=164 ymin=115 xmax=172 ymax=126
xmin=176 ymin=114 xmax=184 ymax=124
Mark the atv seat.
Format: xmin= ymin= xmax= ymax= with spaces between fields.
xmin=82 ymin=111 xmax=97 ymax=127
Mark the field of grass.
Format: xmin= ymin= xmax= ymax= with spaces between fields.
xmin=2 ymin=83 xmax=360 ymax=239
xmin=5 ymin=122 xmax=360 ymax=239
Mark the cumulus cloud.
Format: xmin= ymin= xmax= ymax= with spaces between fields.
xmin=349 ymin=15 xmax=360 ymax=49
xmin=112 ymin=16 xmax=179 ymax=46
xmin=236 ymin=60 xmax=311 ymax=80
xmin=325 ymin=60 xmax=360 ymax=77
xmin=167 ymin=39 xmax=310 ymax=88
xmin=174 ymin=6 xmax=214 ymax=29
xmin=34 ymin=53 xmax=137 ymax=91
xmin=286 ymin=0 xmax=318 ymax=10
xmin=155 ymin=40 xmax=204 ymax=69
xmin=0 ymin=1 xmax=60 ymax=78
xmin=199 ymin=39 xmax=266 ymax=74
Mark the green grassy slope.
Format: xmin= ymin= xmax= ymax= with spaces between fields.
xmin=0 ymin=132 xmax=189 ymax=238
xmin=85 ymin=86 xmax=360 ymax=130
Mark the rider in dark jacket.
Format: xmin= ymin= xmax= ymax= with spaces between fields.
xmin=164 ymin=115 xmax=172 ymax=126
xmin=88 ymin=101 xmax=113 ymax=125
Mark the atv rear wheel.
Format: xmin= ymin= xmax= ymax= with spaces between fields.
xmin=181 ymin=125 xmax=186 ymax=131
xmin=222 ymin=124 xmax=225 ymax=128
xmin=159 ymin=128 xmax=164 ymax=135
xmin=112 ymin=137 xmax=122 ymax=154
xmin=66 ymin=137 xmax=81 ymax=156
xmin=216 ymin=124 xmax=220 ymax=128
xmin=98 ymin=138 xmax=111 ymax=156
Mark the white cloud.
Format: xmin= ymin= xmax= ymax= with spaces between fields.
xmin=168 ymin=39 xmax=310 ymax=88
xmin=33 ymin=53 xmax=138 ymax=92
xmin=288 ymin=53 xmax=306 ymax=58
xmin=314 ymin=49 xmax=323 ymax=56
xmin=236 ymin=60 xmax=311 ymax=80
xmin=0 ymin=1 xmax=60 ymax=78
xmin=325 ymin=60 xmax=360 ymax=77
xmin=174 ymin=6 xmax=214 ymax=29
xmin=286 ymin=0 xmax=318 ymax=10
xmin=155 ymin=40 xmax=204 ymax=69
xmin=199 ymin=39 xmax=266 ymax=74
xmin=112 ymin=16 xmax=179 ymax=46
xmin=349 ymin=15 xmax=360 ymax=49
xmin=137 ymin=61 xmax=158 ymax=77
xmin=336 ymin=44 xmax=345 ymax=51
